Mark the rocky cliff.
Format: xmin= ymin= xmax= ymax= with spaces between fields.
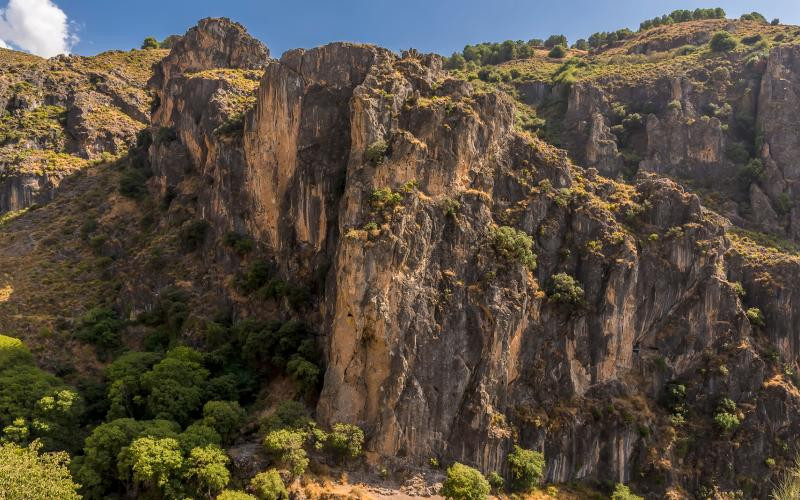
xmin=133 ymin=18 xmax=800 ymax=498
xmin=2 ymin=14 xmax=800 ymax=500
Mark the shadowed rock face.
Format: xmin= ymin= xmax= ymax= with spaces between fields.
xmin=148 ymin=18 xmax=800 ymax=498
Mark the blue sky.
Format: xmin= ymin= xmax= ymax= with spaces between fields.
xmin=44 ymin=1 xmax=800 ymax=57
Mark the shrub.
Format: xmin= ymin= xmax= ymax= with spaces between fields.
xmin=746 ymin=307 xmax=765 ymax=327
xmin=325 ymin=423 xmax=364 ymax=460
xmin=218 ymin=491 xmax=258 ymax=500
xmin=507 ymin=445 xmax=545 ymax=492
xmin=487 ymin=471 xmax=504 ymax=492
xmin=741 ymin=34 xmax=763 ymax=46
xmin=365 ymin=140 xmax=389 ymax=166
xmin=179 ymin=220 xmax=210 ymax=252
xmin=441 ymin=463 xmax=490 ymax=500
xmin=491 ymin=226 xmax=537 ymax=271
xmin=725 ymin=142 xmax=750 ymax=164
xmin=141 ymin=37 xmax=160 ymax=49
xmin=548 ymin=45 xmax=566 ymax=58
xmin=286 ymin=356 xmax=321 ymax=395
xmin=263 ymin=429 xmax=308 ymax=477
xmin=223 ymin=232 xmax=254 ymax=255
xmin=714 ymin=398 xmax=740 ymax=432
xmin=739 ymin=12 xmax=767 ymax=23
xmin=612 ymin=483 xmax=644 ymax=500
xmin=737 ymin=158 xmax=765 ymax=188
xmin=370 ymin=187 xmax=403 ymax=212
xmin=547 ymin=273 xmax=584 ymax=305
xmin=710 ymin=32 xmax=738 ymax=52
xmin=667 ymin=100 xmax=682 ymax=112
xmin=75 ymin=307 xmax=123 ymax=351
xmin=119 ymin=168 xmax=149 ymax=199
xmin=250 ymin=469 xmax=288 ymax=500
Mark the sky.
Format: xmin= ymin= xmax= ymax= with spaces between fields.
xmin=2 ymin=0 xmax=800 ymax=58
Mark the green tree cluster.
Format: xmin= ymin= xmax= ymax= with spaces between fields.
xmin=639 ymin=8 xmax=726 ymax=31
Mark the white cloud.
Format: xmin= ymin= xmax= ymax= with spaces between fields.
xmin=0 ymin=0 xmax=75 ymax=57
xmin=0 ymin=38 xmax=7 ymax=49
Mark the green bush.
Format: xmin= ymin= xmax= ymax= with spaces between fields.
xmin=486 ymin=471 xmax=504 ymax=492
xmin=741 ymin=34 xmax=763 ymax=46
xmin=325 ymin=423 xmax=364 ymax=460
xmin=739 ymin=12 xmax=767 ymax=23
xmin=365 ymin=140 xmax=389 ymax=166
xmin=714 ymin=398 xmax=740 ymax=432
xmin=547 ymin=273 xmax=585 ymax=305
xmin=179 ymin=423 xmax=221 ymax=453
xmin=106 ymin=351 xmax=163 ymax=419
xmin=179 ymin=220 xmax=210 ymax=252
xmin=746 ymin=307 xmax=765 ymax=327
xmin=119 ymin=168 xmax=149 ymax=199
xmin=507 ymin=445 xmax=545 ymax=492
xmin=548 ymin=45 xmax=567 ymax=58
xmin=218 ymin=491 xmax=258 ymax=500
xmin=263 ymin=429 xmax=308 ymax=477
xmin=75 ymin=307 xmax=123 ymax=352
xmin=223 ymin=232 xmax=254 ymax=255
xmin=250 ymin=469 xmax=288 ymax=500
xmin=441 ymin=463 xmax=490 ymax=500
xmin=612 ymin=483 xmax=644 ymax=500
xmin=710 ymin=32 xmax=738 ymax=52
xmin=141 ymin=37 xmax=160 ymax=49
xmin=491 ymin=226 xmax=537 ymax=270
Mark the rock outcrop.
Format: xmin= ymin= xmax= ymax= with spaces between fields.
xmin=145 ymin=19 xmax=800 ymax=498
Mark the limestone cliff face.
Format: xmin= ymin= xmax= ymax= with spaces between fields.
xmin=148 ymin=19 xmax=800 ymax=498
xmin=758 ymin=44 xmax=800 ymax=240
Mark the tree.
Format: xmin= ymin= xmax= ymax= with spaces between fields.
xmin=249 ymin=469 xmax=288 ymax=500
xmin=573 ymin=39 xmax=588 ymax=50
xmin=709 ymin=31 xmax=738 ymax=52
xmin=184 ymin=445 xmax=230 ymax=499
xmin=75 ymin=418 xmax=180 ymax=498
xmin=118 ymin=437 xmax=184 ymax=499
xmin=0 ymin=441 xmax=80 ymax=500
xmin=202 ymin=401 xmax=245 ymax=445
xmin=263 ymin=429 xmax=308 ymax=477
xmin=544 ymin=34 xmax=568 ymax=48
xmin=0 ymin=337 xmax=83 ymax=452
xmin=141 ymin=37 xmax=160 ymax=49
xmin=547 ymin=45 xmax=566 ymax=58
xmin=325 ymin=423 xmax=364 ymax=460
xmin=142 ymin=347 xmax=209 ymax=425
xmin=445 ymin=52 xmax=466 ymax=70
xmin=441 ymin=463 xmax=490 ymax=500
xmin=106 ymin=351 xmax=162 ymax=419
xmin=507 ymin=445 xmax=545 ymax=492
xmin=179 ymin=422 xmax=222 ymax=453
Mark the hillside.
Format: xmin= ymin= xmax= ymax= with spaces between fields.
xmin=2 ymin=11 xmax=800 ymax=500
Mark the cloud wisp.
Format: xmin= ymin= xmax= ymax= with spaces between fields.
xmin=0 ymin=0 xmax=75 ymax=57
